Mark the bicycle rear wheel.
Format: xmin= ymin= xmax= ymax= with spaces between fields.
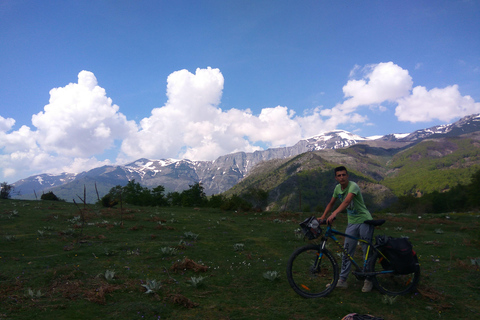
xmin=370 ymin=251 xmax=420 ymax=296
xmin=286 ymin=244 xmax=338 ymax=298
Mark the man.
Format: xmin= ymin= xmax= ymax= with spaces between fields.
xmin=318 ymin=166 xmax=374 ymax=293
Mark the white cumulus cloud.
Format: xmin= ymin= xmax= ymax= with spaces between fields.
xmin=0 ymin=70 xmax=136 ymax=180
xmin=395 ymin=85 xmax=480 ymax=122
xmin=119 ymin=67 xmax=325 ymax=162
xmin=0 ymin=115 xmax=16 ymax=132
xmin=32 ymin=70 xmax=137 ymax=157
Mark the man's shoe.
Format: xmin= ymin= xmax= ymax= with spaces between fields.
xmin=336 ymin=279 xmax=348 ymax=289
xmin=362 ymin=280 xmax=373 ymax=292
xmin=326 ymin=279 xmax=348 ymax=289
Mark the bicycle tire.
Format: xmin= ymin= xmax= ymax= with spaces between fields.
xmin=286 ymin=244 xmax=339 ymax=298
xmin=369 ymin=251 xmax=420 ymax=296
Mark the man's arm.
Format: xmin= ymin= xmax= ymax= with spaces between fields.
xmin=319 ymin=197 xmax=337 ymax=221
xmin=325 ymin=193 xmax=355 ymax=224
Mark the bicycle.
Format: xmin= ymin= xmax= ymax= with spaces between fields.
xmin=286 ymin=217 xmax=420 ymax=298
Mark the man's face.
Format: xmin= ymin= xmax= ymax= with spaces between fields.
xmin=335 ymin=170 xmax=349 ymax=187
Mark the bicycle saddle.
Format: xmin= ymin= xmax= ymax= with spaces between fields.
xmin=363 ymin=219 xmax=386 ymax=226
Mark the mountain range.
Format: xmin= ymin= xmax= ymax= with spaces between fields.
xmin=11 ymin=113 xmax=480 ymax=204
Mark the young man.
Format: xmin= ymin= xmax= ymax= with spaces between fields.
xmin=318 ymin=166 xmax=374 ymax=293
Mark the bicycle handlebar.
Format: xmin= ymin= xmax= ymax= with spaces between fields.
xmin=317 ymin=218 xmax=335 ymax=226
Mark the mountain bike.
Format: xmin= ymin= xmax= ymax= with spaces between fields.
xmin=286 ymin=217 xmax=420 ymax=298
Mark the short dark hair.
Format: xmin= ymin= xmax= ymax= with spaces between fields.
xmin=334 ymin=166 xmax=348 ymax=175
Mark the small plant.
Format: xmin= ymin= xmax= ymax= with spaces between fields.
xmin=5 ymin=235 xmax=16 ymax=242
xmin=263 ymin=271 xmax=281 ymax=281
xmin=382 ymin=294 xmax=398 ymax=305
xmin=25 ymin=288 xmax=42 ymax=298
xmin=127 ymin=249 xmax=140 ymax=256
xmin=233 ymin=243 xmax=245 ymax=251
xmin=394 ymin=227 xmax=403 ymax=231
xmin=37 ymin=230 xmax=45 ymax=237
xmin=434 ymin=228 xmax=444 ymax=234
xmin=160 ymin=247 xmax=178 ymax=256
xmin=142 ymin=279 xmax=162 ymax=294
xmin=104 ymin=269 xmax=116 ymax=281
xmin=68 ymin=215 xmax=81 ymax=224
xmin=471 ymin=257 xmax=480 ymax=267
xmin=63 ymin=228 xmax=75 ymax=236
xmin=294 ymin=228 xmax=303 ymax=239
xmin=184 ymin=231 xmax=199 ymax=240
xmin=187 ymin=276 xmax=206 ymax=288
xmin=103 ymin=248 xmax=117 ymax=256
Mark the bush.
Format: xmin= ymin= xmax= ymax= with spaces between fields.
xmin=0 ymin=182 xmax=13 ymax=199
xmin=100 ymin=194 xmax=118 ymax=208
xmin=41 ymin=191 xmax=60 ymax=201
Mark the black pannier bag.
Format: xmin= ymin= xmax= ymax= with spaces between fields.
xmin=376 ymin=235 xmax=416 ymax=275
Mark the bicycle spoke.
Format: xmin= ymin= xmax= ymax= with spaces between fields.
xmin=287 ymin=245 xmax=338 ymax=298
xmin=371 ymin=252 xmax=420 ymax=296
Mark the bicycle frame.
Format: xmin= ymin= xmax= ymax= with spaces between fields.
xmin=318 ymin=224 xmax=393 ymax=277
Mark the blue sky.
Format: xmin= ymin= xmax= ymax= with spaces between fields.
xmin=1 ymin=0 xmax=480 ymax=183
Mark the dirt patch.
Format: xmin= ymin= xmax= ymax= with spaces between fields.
xmin=168 ymin=293 xmax=198 ymax=308
xmin=170 ymin=258 xmax=208 ymax=273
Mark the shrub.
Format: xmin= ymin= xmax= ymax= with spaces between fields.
xmin=41 ymin=191 xmax=60 ymax=201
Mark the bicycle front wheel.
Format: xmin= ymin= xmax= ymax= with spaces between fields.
xmin=286 ymin=244 xmax=339 ymax=298
xmin=370 ymin=251 xmax=420 ymax=296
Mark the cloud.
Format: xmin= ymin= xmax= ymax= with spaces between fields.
xmin=395 ymin=85 xmax=480 ymax=122
xmin=0 ymin=71 xmax=136 ymax=180
xmin=0 ymin=115 xmax=15 ymax=132
xmin=341 ymin=61 xmax=413 ymax=110
xmin=32 ymin=70 xmax=137 ymax=157
xmin=120 ymin=67 xmax=322 ymax=162
xmin=319 ymin=62 xmax=413 ymax=129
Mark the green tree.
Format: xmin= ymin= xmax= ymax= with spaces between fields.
xmin=151 ymin=185 xmax=168 ymax=206
xmin=468 ymin=169 xmax=480 ymax=208
xmin=220 ymin=194 xmax=252 ymax=211
xmin=180 ymin=183 xmax=207 ymax=207
xmin=0 ymin=182 xmax=13 ymax=199
xmin=100 ymin=185 xmax=122 ymax=207
xmin=167 ymin=191 xmax=182 ymax=206
xmin=208 ymin=194 xmax=225 ymax=208
xmin=122 ymin=180 xmax=149 ymax=205
xmin=242 ymin=187 xmax=269 ymax=211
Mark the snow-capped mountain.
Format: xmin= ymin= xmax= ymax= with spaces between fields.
xmin=295 ymin=130 xmax=368 ymax=151
xmin=12 ymin=113 xmax=480 ymax=201
xmin=381 ymin=113 xmax=480 ymax=142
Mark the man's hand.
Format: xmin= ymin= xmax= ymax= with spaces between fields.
xmin=326 ymin=213 xmax=337 ymax=225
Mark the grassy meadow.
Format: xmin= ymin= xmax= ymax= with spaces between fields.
xmin=0 ymin=199 xmax=479 ymax=319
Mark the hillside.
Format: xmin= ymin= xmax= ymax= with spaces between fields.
xmin=382 ymin=132 xmax=480 ymax=196
xmin=227 ymin=133 xmax=480 ymax=212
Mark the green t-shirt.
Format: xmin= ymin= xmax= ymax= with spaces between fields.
xmin=333 ymin=181 xmax=372 ymax=224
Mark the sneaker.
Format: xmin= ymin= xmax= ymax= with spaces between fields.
xmin=326 ymin=279 xmax=348 ymax=289
xmin=362 ymin=280 xmax=373 ymax=292
xmin=335 ymin=279 xmax=348 ymax=289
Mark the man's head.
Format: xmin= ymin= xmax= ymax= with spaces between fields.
xmin=334 ymin=166 xmax=349 ymax=187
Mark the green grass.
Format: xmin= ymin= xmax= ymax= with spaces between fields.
xmin=0 ymin=200 xmax=479 ymax=319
